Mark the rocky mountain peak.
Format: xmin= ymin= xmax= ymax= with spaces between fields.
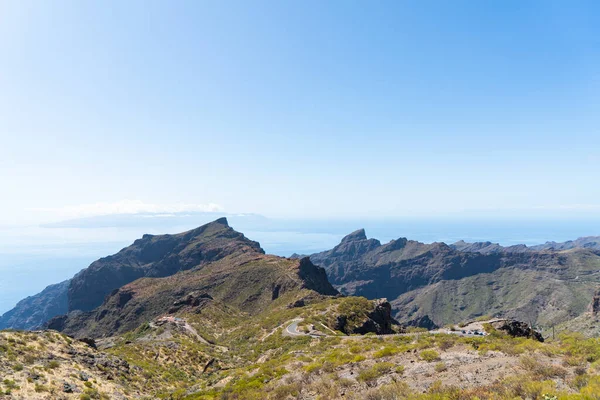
xmin=67 ymin=218 xmax=264 ymax=313
xmin=214 ymin=216 xmax=229 ymax=226
xmin=340 ymin=229 xmax=367 ymax=243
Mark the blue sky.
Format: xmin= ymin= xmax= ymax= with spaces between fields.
xmin=1 ymin=0 xmax=599 ymax=224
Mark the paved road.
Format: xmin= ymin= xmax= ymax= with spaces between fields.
xmin=283 ymin=319 xmax=493 ymax=340
xmin=285 ymin=320 xmax=303 ymax=336
xmin=284 ymin=319 xmax=325 ymax=338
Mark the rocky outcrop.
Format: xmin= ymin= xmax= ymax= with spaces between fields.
xmin=491 ymin=319 xmax=544 ymax=342
xmin=334 ymin=299 xmax=398 ymax=335
xmin=0 ymin=280 xmax=70 ymax=330
xmin=169 ymin=292 xmax=214 ymax=313
xmin=297 ymin=257 xmax=339 ymax=296
xmin=364 ymin=299 xmax=396 ymax=334
xmin=340 ymin=229 xmax=368 ymax=243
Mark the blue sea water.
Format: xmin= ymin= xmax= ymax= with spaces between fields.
xmin=0 ymin=217 xmax=599 ymax=315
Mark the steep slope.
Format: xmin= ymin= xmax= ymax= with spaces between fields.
xmin=0 ymin=218 xmax=265 ymax=330
xmin=307 ymin=230 xmax=600 ymax=327
xmin=48 ymin=236 xmax=338 ymax=338
xmin=309 ymin=230 xmax=506 ymax=300
xmin=0 ymin=280 xmax=70 ymax=330
xmin=68 ymin=217 xmax=263 ymax=312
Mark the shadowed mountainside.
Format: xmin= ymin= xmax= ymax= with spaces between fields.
xmin=305 ymin=229 xmax=600 ymax=328
xmin=0 ymin=280 xmax=70 ymax=330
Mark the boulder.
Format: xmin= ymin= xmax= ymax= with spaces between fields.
xmin=491 ymin=319 xmax=544 ymax=342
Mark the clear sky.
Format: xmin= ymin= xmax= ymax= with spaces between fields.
xmin=1 ymin=0 xmax=599 ymax=224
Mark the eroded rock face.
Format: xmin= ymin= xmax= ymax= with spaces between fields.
xmin=404 ymin=315 xmax=438 ymax=330
xmin=491 ymin=319 xmax=544 ymax=342
xmin=169 ymin=292 xmax=214 ymax=313
xmin=334 ymin=299 xmax=398 ymax=335
xmin=297 ymin=257 xmax=339 ymax=296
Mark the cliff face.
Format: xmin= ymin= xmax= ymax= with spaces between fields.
xmin=329 ymin=297 xmax=399 ymax=335
xmin=68 ymin=217 xmax=264 ymax=312
xmin=309 ymin=229 xmax=505 ymax=300
xmin=0 ymin=280 xmax=70 ymax=330
xmin=308 ymin=230 xmax=600 ymax=328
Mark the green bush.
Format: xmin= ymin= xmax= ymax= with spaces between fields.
xmin=374 ymin=346 xmax=398 ymax=358
xmin=419 ymin=349 xmax=440 ymax=362
xmin=357 ymin=362 xmax=394 ymax=382
xmin=434 ymin=362 xmax=447 ymax=372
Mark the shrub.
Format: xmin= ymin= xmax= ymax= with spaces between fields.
xmin=349 ymin=344 xmax=364 ymax=354
xmin=3 ymin=379 xmax=19 ymax=390
xmin=434 ymin=362 xmax=447 ymax=372
xmin=520 ymin=356 xmax=567 ymax=379
xmin=436 ymin=336 xmax=456 ymax=351
xmin=304 ymin=362 xmax=321 ymax=373
xmin=419 ymin=350 xmax=440 ymax=362
xmin=374 ymin=346 xmax=398 ymax=358
xmin=362 ymin=381 xmax=412 ymax=399
xmin=270 ymin=383 xmax=301 ymax=398
xmin=34 ymin=383 xmax=48 ymax=392
xmin=357 ymin=362 xmax=394 ymax=382
xmin=24 ymin=354 xmax=36 ymax=364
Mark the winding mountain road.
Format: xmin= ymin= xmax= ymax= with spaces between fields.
xmin=282 ymin=319 xmax=501 ymax=339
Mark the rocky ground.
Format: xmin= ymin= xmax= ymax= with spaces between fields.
xmin=0 ymin=330 xmax=146 ymax=399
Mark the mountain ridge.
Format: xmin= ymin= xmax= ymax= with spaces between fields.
xmin=44 ymin=219 xmax=339 ymax=338
xmin=304 ymin=229 xmax=600 ymax=328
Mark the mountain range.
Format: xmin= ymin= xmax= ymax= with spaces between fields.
xmin=298 ymin=229 xmax=600 ymax=329
xmin=3 ymin=219 xmax=600 ymax=398
xmin=2 ymin=221 xmax=600 ymax=334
